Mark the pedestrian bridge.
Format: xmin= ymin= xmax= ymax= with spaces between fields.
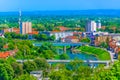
xmin=33 ymin=42 xmax=88 ymax=47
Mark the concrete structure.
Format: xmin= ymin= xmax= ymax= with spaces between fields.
xmin=19 ymin=10 xmax=32 ymax=34
xmin=33 ymin=42 xmax=88 ymax=47
xmin=30 ymin=71 xmax=43 ymax=80
xmin=17 ymin=60 xmax=111 ymax=67
xmin=19 ymin=10 xmax=22 ymax=34
xmin=86 ymin=20 xmax=97 ymax=32
xmin=51 ymin=32 xmax=73 ymax=40
xmin=33 ymin=42 xmax=88 ymax=53
xmin=21 ymin=22 xmax=32 ymax=34
xmin=42 ymin=31 xmax=73 ymax=41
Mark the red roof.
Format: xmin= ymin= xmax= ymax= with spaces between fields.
xmin=12 ymin=28 xmax=20 ymax=34
xmin=57 ymin=26 xmax=69 ymax=31
xmin=28 ymin=31 xmax=39 ymax=35
xmin=0 ymin=52 xmax=10 ymax=58
xmin=73 ymin=32 xmax=82 ymax=35
xmin=65 ymin=36 xmax=78 ymax=39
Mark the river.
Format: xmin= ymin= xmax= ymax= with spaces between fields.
xmin=57 ymin=49 xmax=97 ymax=60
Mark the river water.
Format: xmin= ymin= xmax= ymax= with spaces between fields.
xmin=57 ymin=49 xmax=98 ymax=68
xmin=58 ymin=49 xmax=97 ymax=60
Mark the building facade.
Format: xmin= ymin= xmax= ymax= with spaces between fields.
xmin=21 ymin=22 xmax=32 ymax=34
xmin=50 ymin=32 xmax=73 ymax=40
xmin=86 ymin=20 xmax=97 ymax=32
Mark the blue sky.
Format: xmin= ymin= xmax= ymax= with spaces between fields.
xmin=0 ymin=0 xmax=120 ymax=11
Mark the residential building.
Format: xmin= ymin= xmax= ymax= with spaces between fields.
xmin=61 ymin=36 xmax=79 ymax=43
xmin=3 ymin=28 xmax=20 ymax=34
xmin=0 ymin=49 xmax=17 ymax=59
xmin=50 ymin=31 xmax=73 ymax=40
xmin=0 ymin=52 xmax=10 ymax=59
xmin=86 ymin=20 xmax=97 ymax=32
xmin=21 ymin=22 xmax=32 ymax=34
xmin=94 ymin=35 xmax=112 ymax=46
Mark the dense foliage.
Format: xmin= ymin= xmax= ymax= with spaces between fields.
xmin=0 ymin=57 xmax=49 ymax=80
xmin=49 ymin=60 xmax=120 ymax=80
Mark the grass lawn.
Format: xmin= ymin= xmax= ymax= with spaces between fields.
xmin=77 ymin=46 xmax=110 ymax=60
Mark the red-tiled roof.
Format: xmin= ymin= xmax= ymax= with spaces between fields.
xmin=57 ymin=26 xmax=69 ymax=31
xmin=12 ymin=28 xmax=20 ymax=34
xmin=0 ymin=49 xmax=18 ymax=59
xmin=13 ymin=28 xmax=19 ymax=31
xmin=73 ymin=32 xmax=82 ymax=35
xmin=28 ymin=31 xmax=39 ymax=35
xmin=0 ymin=52 xmax=10 ymax=58
xmin=65 ymin=36 xmax=78 ymax=39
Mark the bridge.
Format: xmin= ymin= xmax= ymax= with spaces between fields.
xmin=33 ymin=42 xmax=88 ymax=47
xmin=16 ymin=60 xmax=111 ymax=67
xmin=33 ymin=42 xmax=88 ymax=53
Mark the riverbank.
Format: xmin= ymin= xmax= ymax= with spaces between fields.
xmin=76 ymin=46 xmax=111 ymax=60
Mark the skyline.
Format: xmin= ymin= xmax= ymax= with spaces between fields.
xmin=0 ymin=0 xmax=120 ymax=11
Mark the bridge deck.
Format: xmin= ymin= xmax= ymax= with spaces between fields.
xmin=33 ymin=42 xmax=88 ymax=46
xmin=16 ymin=60 xmax=110 ymax=64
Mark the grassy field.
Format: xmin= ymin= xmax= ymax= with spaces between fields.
xmin=77 ymin=46 xmax=110 ymax=60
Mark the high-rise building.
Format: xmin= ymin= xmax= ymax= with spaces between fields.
xmin=22 ymin=22 xmax=32 ymax=34
xmin=96 ymin=20 xmax=101 ymax=29
xmin=86 ymin=20 xmax=97 ymax=32
xmin=19 ymin=10 xmax=32 ymax=34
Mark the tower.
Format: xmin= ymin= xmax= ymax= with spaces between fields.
xmin=86 ymin=20 xmax=97 ymax=32
xmin=19 ymin=10 xmax=22 ymax=34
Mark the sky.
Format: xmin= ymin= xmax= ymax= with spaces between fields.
xmin=0 ymin=0 xmax=120 ymax=11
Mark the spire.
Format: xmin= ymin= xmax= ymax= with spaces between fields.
xmin=19 ymin=10 xmax=21 ymax=24
xmin=19 ymin=10 xmax=21 ymax=17
xmin=19 ymin=10 xmax=22 ymax=34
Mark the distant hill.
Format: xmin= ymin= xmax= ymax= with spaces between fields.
xmin=0 ymin=9 xmax=120 ymax=16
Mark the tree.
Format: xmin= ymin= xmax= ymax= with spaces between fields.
xmin=11 ymin=62 xmax=23 ymax=77
xmin=23 ymin=61 xmax=37 ymax=73
xmin=8 ymin=42 xmax=15 ymax=50
xmin=50 ymin=35 xmax=56 ymax=41
xmin=34 ymin=58 xmax=49 ymax=70
xmin=67 ymin=59 xmax=83 ymax=71
xmin=80 ymin=38 xmax=91 ymax=43
xmin=0 ymin=63 xmax=14 ymax=80
xmin=59 ymin=54 xmax=69 ymax=60
xmin=100 ymin=42 xmax=109 ymax=48
xmin=40 ymin=50 xmax=54 ymax=59
xmin=73 ymin=66 xmax=93 ymax=80
xmin=7 ymin=57 xmax=16 ymax=64
xmin=49 ymin=69 xmax=72 ymax=80
xmin=0 ymin=64 xmax=8 ymax=80
xmin=4 ymin=63 xmax=14 ymax=80
xmin=13 ymin=74 xmax=37 ymax=80
xmin=0 ymin=38 xmax=7 ymax=50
